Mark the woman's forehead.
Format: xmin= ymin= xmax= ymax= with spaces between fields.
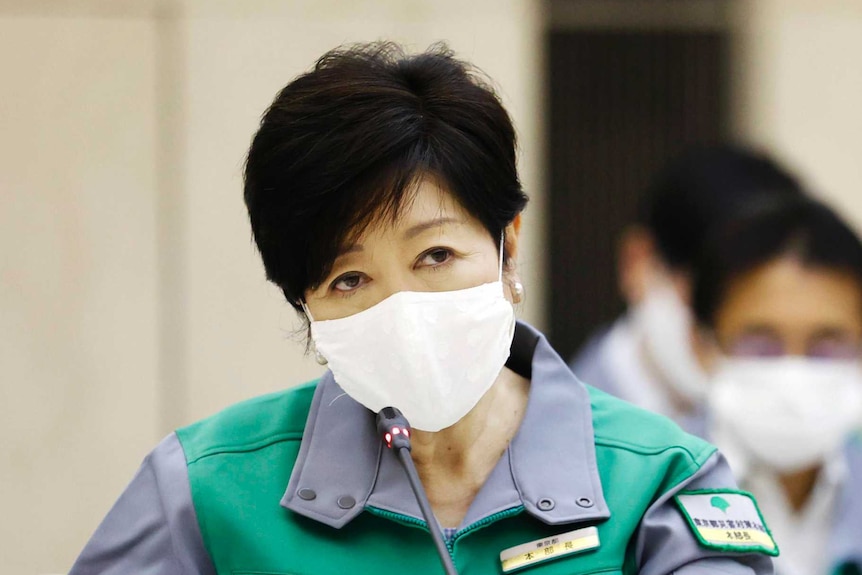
xmin=717 ymin=257 xmax=862 ymax=334
xmin=342 ymin=178 xmax=475 ymax=245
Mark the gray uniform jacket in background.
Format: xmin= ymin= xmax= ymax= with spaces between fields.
xmin=571 ymin=321 xmax=708 ymax=437
xmin=821 ymin=438 xmax=862 ymax=573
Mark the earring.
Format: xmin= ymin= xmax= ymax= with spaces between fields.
xmin=310 ymin=340 xmax=328 ymax=365
xmin=512 ymin=281 xmax=524 ymax=304
xmin=315 ymin=350 xmax=328 ymax=366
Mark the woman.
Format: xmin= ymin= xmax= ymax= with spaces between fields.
xmin=70 ymin=43 xmax=775 ymax=574
xmin=693 ymin=197 xmax=862 ymax=575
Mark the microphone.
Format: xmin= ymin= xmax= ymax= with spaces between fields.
xmin=376 ymin=407 xmax=459 ymax=575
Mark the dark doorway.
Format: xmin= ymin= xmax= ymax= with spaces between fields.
xmin=546 ymin=28 xmax=729 ymax=360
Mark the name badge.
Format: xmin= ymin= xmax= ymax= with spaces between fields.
xmin=499 ymin=526 xmax=600 ymax=573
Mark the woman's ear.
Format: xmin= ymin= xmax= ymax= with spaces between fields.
xmin=503 ymin=215 xmax=523 ymax=303
xmin=504 ymin=214 xmax=522 ymax=265
xmin=617 ymin=225 xmax=658 ymax=306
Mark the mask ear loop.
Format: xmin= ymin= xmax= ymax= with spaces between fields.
xmin=500 ymin=231 xmax=524 ymax=302
xmin=498 ymin=232 xmax=505 ymax=282
xmin=300 ymin=299 xmax=315 ymax=322
xmin=299 ymin=300 xmax=327 ymax=364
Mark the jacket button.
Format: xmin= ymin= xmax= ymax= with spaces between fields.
xmin=537 ymin=498 xmax=555 ymax=511
xmin=337 ymin=495 xmax=357 ymax=509
xmin=577 ymin=497 xmax=594 ymax=508
xmin=297 ymin=488 xmax=317 ymax=501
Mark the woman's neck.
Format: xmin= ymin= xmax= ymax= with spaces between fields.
xmin=408 ymin=367 xmax=530 ymax=526
xmin=778 ymin=465 xmax=821 ymax=513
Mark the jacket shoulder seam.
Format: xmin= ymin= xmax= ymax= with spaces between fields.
xmin=184 ymin=432 xmax=304 ymax=465
xmin=594 ymin=435 xmax=716 ymax=465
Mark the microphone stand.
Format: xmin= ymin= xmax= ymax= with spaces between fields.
xmin=377 ymin=407 xmax=459 ymax=575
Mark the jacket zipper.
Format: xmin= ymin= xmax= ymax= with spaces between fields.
xmin=449 ymin=506 xmax=525 ymax=549
xmin=367 ymin=505 xmax=526 ymax=562
xmin=366 ymin=507 xmax=459 ymax=563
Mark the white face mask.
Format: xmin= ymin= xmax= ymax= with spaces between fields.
xmin=632 ymin=279 xmax=708 ymax=404
xmin=709 ymin=356 xmax=862 ymax=474
xmin=304 ymin=245 xmax=515 ymax=432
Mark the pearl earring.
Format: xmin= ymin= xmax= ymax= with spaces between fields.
xmin=315 ymin=350 xmax=328 ymax=366
xmin=310 ymin=338 xmax=328 ymax=365
xmin=512 ymin=281 xmax=524 ymax=303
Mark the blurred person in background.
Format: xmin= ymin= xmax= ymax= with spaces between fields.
xmin=693 ymin=197 xmax=862 ymax=575
xmin=570 ymin=145 xmax=806 ymax=436
xmin=68 ymin=43 xmax=778 ymax=574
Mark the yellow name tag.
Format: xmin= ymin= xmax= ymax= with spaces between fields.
xmin=695 ymin=527 xmax=776 ymax=549
xmin=499 ymin=526 xmax=600 ymax=573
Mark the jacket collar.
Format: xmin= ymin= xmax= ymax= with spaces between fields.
xmin=281 ymin=321 xmax=610 ymax=529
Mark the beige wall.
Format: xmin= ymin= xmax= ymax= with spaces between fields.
xmin=731 ymin=0 xmax=862 ymax=230
xmin=0 ymin=15 xmax=160 ymax=574
xmin=0 ymin=2 xmax=544 ymax=572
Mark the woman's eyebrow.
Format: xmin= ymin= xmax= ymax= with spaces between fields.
xmin=402 ymin=217 xmax=463 ymax=239
xmin=335 ymin=243 xmax=364 ymax=258
xmin=809 ymin=326 xmax=856 ymax=341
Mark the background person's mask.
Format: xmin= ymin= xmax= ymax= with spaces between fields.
xmin=632 ymin=279 xmax=709 ymax=404
xmin=709 ymin=356 xmax=862 ymax=473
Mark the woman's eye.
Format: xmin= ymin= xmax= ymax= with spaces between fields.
xmin=332 ymin=272 xmax=366 ymax=293
xmin=419 ymin=248 xmax=453 ymax=267
xmin=726 ymin=334 xmax=784 ymax=358
xmin=808 ymin=337 xmax=861 ymax=360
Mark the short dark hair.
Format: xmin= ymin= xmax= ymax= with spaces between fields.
xmin=640 ymin=144 xmax=805 ymax=271
xmin=693 ymin=196 xmax=862 ymax=327
xmin=243 ymin=42 xmax=528 ymax=310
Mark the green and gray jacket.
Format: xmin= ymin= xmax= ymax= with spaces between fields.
xmin=70 ymin=322 xmax=779 ymax=574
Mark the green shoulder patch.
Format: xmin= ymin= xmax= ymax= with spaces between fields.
xmin=674 ymin=489 xmax=779 ymax=556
